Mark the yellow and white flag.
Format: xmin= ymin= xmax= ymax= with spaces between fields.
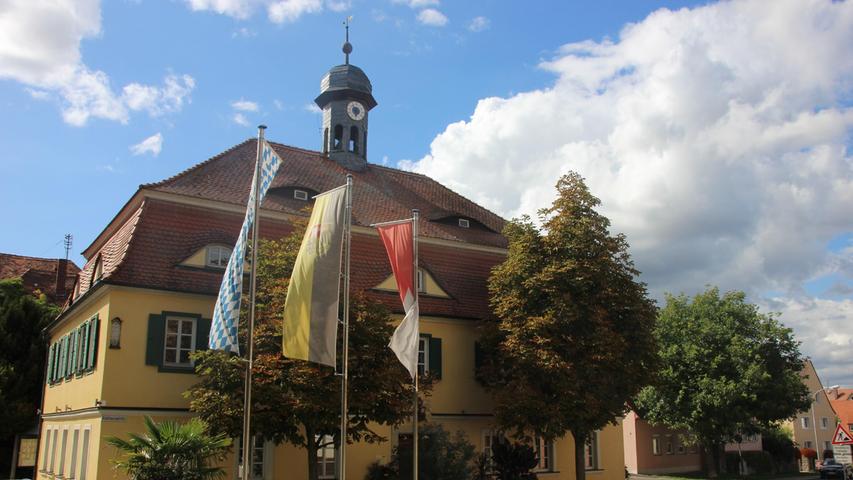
xmin=282 ymin=184 xmax=347 ymax=367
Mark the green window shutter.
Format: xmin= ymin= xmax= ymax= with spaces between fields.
xmin=86 ymin=315 xmax=99 ymax=371
xmin=58 ymin=336 xmax=67 ymax=382
xmin=67 ymin=330 xmax=75 ymax=379
xmin=46 ymin=343 xmax=55 ymax=385
xmin=51 ymin=343 xmax=58 ymax=383
xmin=146 ymin=314 xmax=166 ymax=366
xmin=55 ymin=341 xmax=62 ymax=382
xmin=196 ymin=318 xmax=212 ymax=353
xmin=65 ymin=334 xmax=73 ymax=379
xmin=429 ymin=337 xmax=442 ymax=380
xmin=78 ymin=321 xmax=89 ymax=374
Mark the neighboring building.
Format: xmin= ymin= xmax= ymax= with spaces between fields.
xmin=828 ymin=388 xmax=853 ymax=436
xmin=35 ymin=46 xmax=626 ymax=480
xmin=0 ymin=253 xmax=79 ymax=305
xmin=783 ymin=359 xmax=839 ymax=464
xmin=724 ymin=434 xmax=762 ymax=453
xmin=623 ymin=411 xmax=703 ymax=475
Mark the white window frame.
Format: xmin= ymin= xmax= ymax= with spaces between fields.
xmin=316 ymin=434 xmax=336 ymax=479
xmin=482 ymin=429 xmax=504 ymax=474
xmin=665 ymin=434 xmax=674 ymax=455
xmin=416 ymin=269 xmax=425 ymax=293
xmin=652 ymin=435 xmax=661 ymax=456
xmin=163 ymin=316 xmax=197 ymax=367
xmin=79 ymin=427 xmax=91 ymax=480
xmin=417 ymin=336 xmax=429 ymax=376
xmin=821 ymin=417 xmax=829 ymax=429
xmin=206 ymin=245 xmax=232 ymax=269
xmin=533 ymin=436 xmax=554 ymax=472
xmin=801 ymin=417 xmax=810 ymax=429
xmin=585 ymin=431 xmax=599 ymax=470
xmin=236 ymin=436 xmax=268 ymax=480
xmin=294 ymin=189 xmax=309 ymax=201
xmin=458 ymin=218 xmax=470 ymax=228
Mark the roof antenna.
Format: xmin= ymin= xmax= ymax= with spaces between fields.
xmin=63 ymin=234 xmax=73 ymax=261
xmin=343 ymin=16 xmax=353 ymax=65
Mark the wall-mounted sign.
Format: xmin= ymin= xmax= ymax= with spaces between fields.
xmin=17 ymin=437 xmax=37 ymax=467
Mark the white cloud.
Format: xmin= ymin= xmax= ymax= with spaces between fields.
xmin=232 ymin=27 xmax=257 ymax=38
xmin=185 ymin=0 xmax=254 ymax=18
xmin=233 ymin=112 xmax=250 ymax=126
xmin=122 ymin=74 xmax=195 ymax=116
xmin=0 ymin=1 xmax=194 ymax=126
xmin=393 ymin=0 xmax=439 ymax=8
xmin=327 ymin=0 xmax=350 ymax=13
xmin=187 ymin=0 xmax=338 ymax=23
xmin=304 ymin=103 xmax=322 ymax=114
xmin=402 ymin=0 xmax=853 ymax=385
xmin=273 ymin=99 xmax=284 ymax=110
xmin=468 ymin=16 xmax=489 ymax=32
xmin=130 ymin=132 xmax=163 ymax=156
xmin=268 ymin=0 xmax=322 ymax=23
xmin=232 ymin=99 xmax=259 ymax=112
xmin=417 ymin=8 xmax=448 ymax=27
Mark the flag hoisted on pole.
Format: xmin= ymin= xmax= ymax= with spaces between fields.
xmin=282 ymin=180 xmax=349 ymax=367
xmin=208 ymin=130 xmax=281 ymax=354
xmin=374 ymin=209 xmax=420 ymax=480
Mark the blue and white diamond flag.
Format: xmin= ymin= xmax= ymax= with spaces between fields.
xmin=209 ymin=141 xmax=281 ymax=354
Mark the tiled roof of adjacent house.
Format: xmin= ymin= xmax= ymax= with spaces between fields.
xmin=829 ymin=388 xmax=853 ymax=428
xmin=0 ymin=253 xmax=80 ymax=304
xmin=143 ymin=140 xmax=507 ymax=248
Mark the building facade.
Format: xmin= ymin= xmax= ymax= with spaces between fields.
xmin=623 ymin=411 xmax=703 ymax=475
xmin=36 ymin=48 xmax=626 ymax=480
xmin=784 ymin=360 xmax=839 ymax=467
xmin=0 ymin=253 xmax=79 ymax=305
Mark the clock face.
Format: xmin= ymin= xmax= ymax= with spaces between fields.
xmin=347 ymin=101 xmax=365 ymax=121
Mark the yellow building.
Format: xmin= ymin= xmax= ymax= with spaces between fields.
xmin=36 ymin=48 xmax=626 ymax=480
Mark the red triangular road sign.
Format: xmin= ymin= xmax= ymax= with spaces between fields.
xmin=832 ymin=424 xmax=853 ymax=445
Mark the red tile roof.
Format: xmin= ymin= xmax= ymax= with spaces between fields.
xmin=0 ymin=253 xmax=80 ymax=304
xmin=829 ymin=388 xmax=853 ymax=429
xmin=143 ymin=140 xmax=507 ymax=248
xmin=62 ymin=139 xmax=508 ymax=321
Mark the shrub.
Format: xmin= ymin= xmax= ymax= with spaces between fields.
xmin=491 ymin=441 xmax=538 ymax=480
xmin=801 ymin=447 xmax=817 ymax=459
xmin=390 ymin=423 xmax=476 ymax=480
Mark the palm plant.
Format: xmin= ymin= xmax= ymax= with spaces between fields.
xmin=107 ymin=415 xmax=231 ymax=480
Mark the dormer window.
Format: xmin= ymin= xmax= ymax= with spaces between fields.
xmin=458 ymin=218 xmax=470 ymax=228
xmin=206 ymin=245 xmax=232 ymax=268
xmin=90 ymin=256 xmax=104 ymax=288
xmin=294 ymin=189 xmax=309 ymax=201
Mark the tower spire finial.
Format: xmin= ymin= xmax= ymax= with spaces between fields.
xmin=342 ymin=16 xmax=353 ymax=65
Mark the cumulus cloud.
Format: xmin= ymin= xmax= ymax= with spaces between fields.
xmin=402 ymin=0 xmax=853 ymax=385
xmin=0 ymin=1 xmax=194 ymax=126
xmin=468 ymin=16 xmax=489 ymax=32
xmin=186 ymin=0 xmax=339 ymax=23
xmin=232 ymin=99 xmax=259 ymax=112
xmin=233 ymin=112 xmax=250 ymax=126
xmin=304 ymin=103 xmax=322 ymax=114
xmin=392 ymin=0 xmax=439 ymax=7
xmin=130 ymin=133 xmax=163 ymax=156
xmin=417 ymin=8 xmax=448 ymax=27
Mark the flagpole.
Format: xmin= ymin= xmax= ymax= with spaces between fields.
xmin=340 ymin=174 xmax=353 ymax=480
xmin=412 ymin=208 xmax=419 ymax=480
xmin=241 ymin=125 xmax=266 ymax=480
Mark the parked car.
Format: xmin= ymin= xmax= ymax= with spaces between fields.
xmin=819 ymin=458 xmax=845 ymax=479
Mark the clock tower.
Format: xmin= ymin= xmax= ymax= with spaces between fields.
xmin=314 ymin=24 xmax=377 ymax=171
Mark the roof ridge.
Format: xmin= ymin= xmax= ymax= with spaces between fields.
xmin=142 ymin=138 xmax=256 ymax=189
xmin=0 ymin=252 xmax=67 ymax=263
xmin=266 ymin=140 xmax=323 ymax=156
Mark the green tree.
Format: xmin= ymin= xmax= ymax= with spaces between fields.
xmin=0 ymin=278 xmax=59 ymax=472
xmin=490 ymin=441 xmax=539 ymax=480
xmin=188 ymin=232 xmax=431 ymax=480
xmin=106 ymin=416 xmax=230 ymax=480
xmin=635 ymin=287 xmax=810 ymax=477
xmin=479 ymin=172 xmax=658 ymax=480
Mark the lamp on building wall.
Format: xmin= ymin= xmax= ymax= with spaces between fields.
xmin=109 ymin=317 xmax=122 ymax=348
xmin=811 ymin=385 xmax=839 ymax=461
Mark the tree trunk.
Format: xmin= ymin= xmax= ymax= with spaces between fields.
xmin=305 ymin=425 xmax=317 ymax=480
xmin=574 ymin=430 xmax=587 ymax=480
xmin=704 ymin=442 xmax=720 ymax=478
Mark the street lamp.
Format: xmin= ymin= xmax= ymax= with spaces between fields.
xmin=812 ymin=385 xmax=840 ymax=461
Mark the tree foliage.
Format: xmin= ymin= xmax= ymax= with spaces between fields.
xmin=635 ymin=287 xmax=810 ymax=476
xmin=384 ymin=423 xmax=476 ymax=480
xmin=0 ymin=278 xmax=58 ymax=439
xmin=187 ymin=230 xmax=431 ymax=480
xmin=478 ymin=172 xmax=658 ymax=480
xmin=490 ymin=441 xmax=539 ymax=480
xmin=106 ymin=416 xmax=230 ymax=480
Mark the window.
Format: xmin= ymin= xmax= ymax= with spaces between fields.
xmin=238 ymin=436 xmax=265 ymax=479
xmin=349 ymin=126 xmax=359 ymax=153
xmin=652 ymin=435 xmax=661 ymax=455
xmin=802 ymin=417 xmax=810 ymax=429
xmin=323 ymin=128 xmax=329 ymax=154
xmin=677 ymin=438 xmax=685 ymax=454
xmin=665 ymin=434 xmax=674 ymax=455
xmin=534 ymin=436 xmax=554 ymax=472
xmin=418 ymin=336 xmax=429 ymax=376
xmin=163 ymin=317 xmax=196 ymax=366
xmin=821 ymin=417 xmax=829 ymax=429
xmin=316 ymin=435 xmax=336 ymax=479
xmin=333 ymin=125 xmax=343 ymax=150
xmin=482 ymin=430 xmax=503 ymax=473
xmin=59 ymin=428 xmax=68 ymax=476
xmin=825 ymin=441 xmax=832 ymax=452
xmin=41 ymin=429 xmax=52 ymax=472
xmin=79 ymin=429 xmax=90 ymax=480
xmin=92 ymin=256 xmax=103 ymax=283
xmin=585 ymin=431 xmax=599 ymax=470
xmin=206 ymin=245 xmax=232 ymax=268
xmin=69 ymin=428 xmax=79 ymax=479
xmin=294 ymin=189 xmax=309 ymax=201
xmin=458 ymin=218 xmax=470 ymax=228
xmin=416 ymin=269 xmax=425 ymax=293
xmin=804 ymin=440 xmax=813 ymax=449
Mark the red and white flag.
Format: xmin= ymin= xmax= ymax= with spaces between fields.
xmin=377 ymin=221 xmax=419 ymax=379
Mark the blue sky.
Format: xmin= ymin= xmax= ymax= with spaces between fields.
xmin=1 ymin=0 xmax=852 ymax=386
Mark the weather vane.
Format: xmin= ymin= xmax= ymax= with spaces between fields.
xmin=343 ymin=16 xmax=353 ymax=65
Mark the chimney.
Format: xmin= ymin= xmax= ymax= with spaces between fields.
xmin=55 ymin=259 xmax=68 ymax=300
